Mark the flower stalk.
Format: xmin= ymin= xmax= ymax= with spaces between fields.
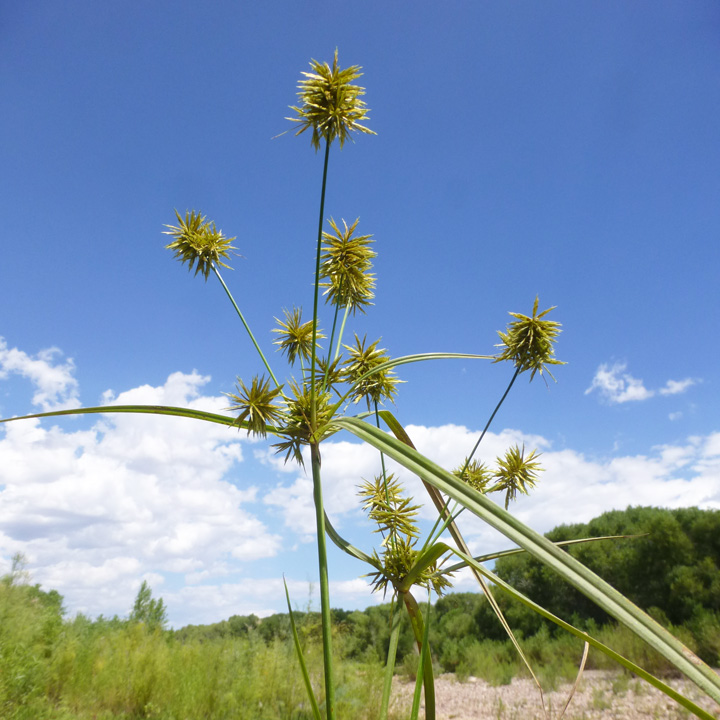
xmin=289 ymin=49 xmax=377 ymax=720
xmin=310 ymin=441 xmax=335 ymax=719
xmin=211 ymin=264 xmax=281 ymax=388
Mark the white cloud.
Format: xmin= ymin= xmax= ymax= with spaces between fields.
xmin=585 ymin=363 xmax=698 ymax=405
xmin=585 ymin=363 xmax=653 ymax=403
xmin=701 ymin=432 xmax=720 ymax=458
xmin=0 ymin=337 xmax=79 ymax=411
xmin=258 ymin=422 xmax=720 ymax=595
xmin=1 ymin=349 xmax=718 ymax=626
xmin=160 ymin=576 xmax=383 ymax=625
xmin=169 ymin=578 xmax=299 ymax=622
xmin=263 ymin=440 xmax=385 ymax=539
xmin=659 ymin=378 xmax=698 ymax=396
xmin=259 ymin=425 xmax=548 ymax=538
xmin=0 ymin=371 xmax=282 ymax=623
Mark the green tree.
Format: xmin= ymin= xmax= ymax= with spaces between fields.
xmin=494 ymin=506 xmax=720 ymax=628
xmin=129 ymin=580 xmax=168 ymax=630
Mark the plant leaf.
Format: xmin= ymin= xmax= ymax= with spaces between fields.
xmin=323 ymin=512 xmax=376 ymax=566
xmin=283 ymin=578 xmax=322 ymax=720
xmin=332 ymin=415 xmax=720 ymax=707
xmin=0 ymin=405 xmax=240 ymax=428
xmin=453 ymin=548 xmax=717 ymax=720
xmin=440 ymin=535 xmax=645 ymax=574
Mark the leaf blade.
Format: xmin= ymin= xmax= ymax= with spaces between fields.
xmin=332 ymin=415 xmax=720 ymax=706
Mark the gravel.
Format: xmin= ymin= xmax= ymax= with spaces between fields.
xmin=392 ymin=670 xmax=720 ymax=719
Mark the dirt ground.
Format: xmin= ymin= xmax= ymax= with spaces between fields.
xmin=392 ymin=670 xmax=720 ymax=719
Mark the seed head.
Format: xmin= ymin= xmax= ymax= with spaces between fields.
xmin=494 ymin=296 xmax=565 ymax=382
xmin=273 ymin=307 xmax=325 ymax=367
xmin=225 ymin=376 xmax=285 ymax=438
xmin=164 ymin=210 xmax=236 ymax=281
xmin=288 ymin=49 xmax=376 ymax=151
xmin=493 ymin=445 xmax=543 ymax=509
xmin=320 ymin=218 xmax=376 ymax=314
xmin=453 ymin=459 xmax=493 ymax=494
xmin=343 ymin=335 xmax=402 ymax=408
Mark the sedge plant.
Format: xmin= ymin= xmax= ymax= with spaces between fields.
xmin=2 ymin=50 xmax=720 ymax=720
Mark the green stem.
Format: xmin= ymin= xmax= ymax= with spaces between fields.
xmin=373 ymin=402 xmax=389 ymax=491
xmin=392 ymin=360 xmax=517 ymax=561
xmin=402 ymin=591 xmax=435 ymax=720
xmin=211 ymin=264 xmax=280 ymax=388
xmin=373 ymin=401 xmax=396 ymax=553
xmin=461 ymin=366 xmax=520 ymax=475
xmin=423 ymin=368 xmax=520 ymax=550
xmin=422 ymin=491 xmax=456 ymax=554
xmin=423 ymin=500 xmax=461 ymax=551
xmin=310 ymin=442 xmax=335 ymax=720
xmin=423 ymin=366 xmax=522 ymax=548
xmin=284 ymin=578 xmax=323 ymax=720
xmin=310 ymin=138 xmax=332 ymax=426
xmin=322 ymin=291 xmax=344 ymax=393
xmin=333 ymin=303 xmax=352 ymax=361
xmin=379 ymin=595 xmax=404 ymax=720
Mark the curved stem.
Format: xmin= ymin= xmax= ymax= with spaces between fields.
xmin=373 ymin=400 xmax=397 ymax=553
xmin=310 ymin=442 xmax=335 ymax=720
xmin=212 ymin=264 xmax=280 ymax=388
xmin=422 ymin=498 xmax=460 ymax=552
xmin=373 ymin=402 xmax=389 ymax=491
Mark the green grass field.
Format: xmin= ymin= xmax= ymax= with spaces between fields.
xmin=2 ymin=574 xmax=718 ymax=720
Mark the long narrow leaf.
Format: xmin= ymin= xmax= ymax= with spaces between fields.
xmin=559 ymin=642 xmax=589 ymax=720
xmin=332 ymin=415 xmax=720 ymax=706
xmin=410 ymin=595 xmax=433 ymax=720
xmin=0 ymin=405 xmax=241 ymax=428
xmin=380 ymin=408 xmax=548 ymax=701
xmin=324 ymin=512 xmax=376 ymax=565
xmin=400 ymin=540 xmax=549 ymax=715
xmin=441 ymin=535 xmax=645 ymax=575
xmin=453 ymin=548 xmax=717 ymax=720
xmin=397 ymin=543 xmax=448 ymax=593
xmin=336 ymin=353 xmax=494 ymax=407
xmin=403 ymin=591 xmax=435 ymax=720
xmin=372 ymin=351 xmax=495 ymax=372
xmin=284 ymin=578 xmax=323 ymax=720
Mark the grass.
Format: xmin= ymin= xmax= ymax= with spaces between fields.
xmin=2 ymin=574 xmax=719 ymax=719
xmin=0 ymin=585 xmax=388 ymax=720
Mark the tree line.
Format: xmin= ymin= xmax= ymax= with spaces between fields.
xmin=1 ymin=506 xmax=718 ymax=718
xmin=176 ymin=505 xmax=720 ymax=668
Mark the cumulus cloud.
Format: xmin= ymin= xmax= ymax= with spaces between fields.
xmin=584 ymin=363 xmax=653 ymax=403
xmin=585 ymin=362 xmax=697 ymax=404
xmin=263 ymin=439 xmax=384 ymax=538
xmin=0 ymin=370 xmax=281 ymax=623
xmin=0 ymin=337 xmax=79 ymax=411
xmin=1 ymin=349 xmax=717 ymax=626
xmin=258 ymin=422 xmax=720 ymax=565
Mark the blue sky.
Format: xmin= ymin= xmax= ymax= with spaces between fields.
xmin=1 ymin=2 xmax=719 ymax=628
